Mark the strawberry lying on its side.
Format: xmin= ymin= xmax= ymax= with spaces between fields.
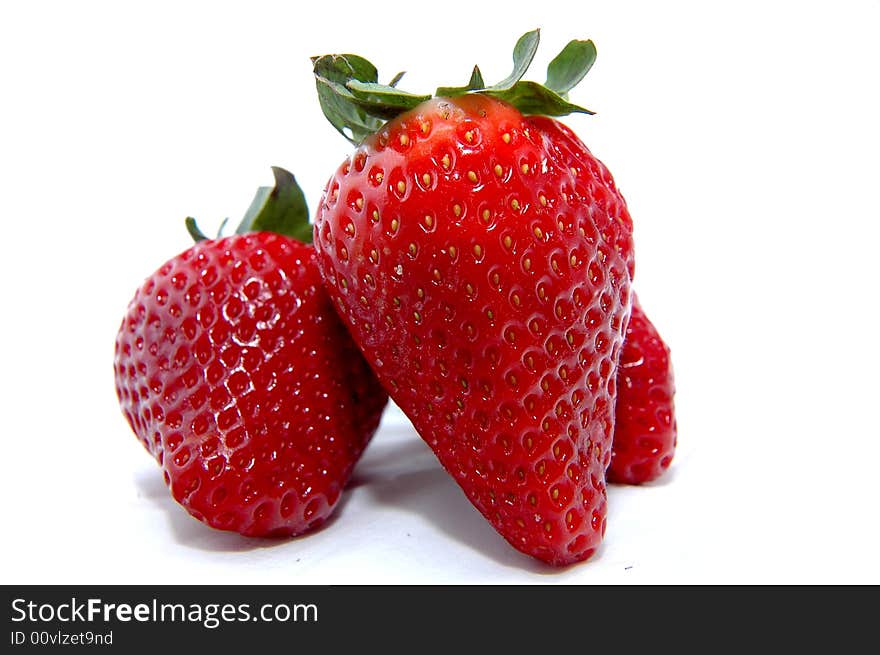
xmin=311 ymin=32 xmax=634 ymax=565
xmin=114 ymin=168 xmax=387 ymax=537
xmin=609 ymin=295 xmax=677 ymax=484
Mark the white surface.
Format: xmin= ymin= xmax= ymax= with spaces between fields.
xmin=1 ymin=0 xmax=878 ymax=584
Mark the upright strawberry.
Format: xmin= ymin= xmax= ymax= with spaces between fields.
xmin=311 ymin=32 xmax=634 ymax=565
xmin=114 ymin=168 xmax=387 ymax=537
xmin=609 ymin=295 xmax=677 ymax=484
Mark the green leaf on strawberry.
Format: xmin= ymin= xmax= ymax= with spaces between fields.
xmin=484 ymin=28 xmax=541 ymax=92
xmin=186 ymin=167 xmax=311 ymax=244
xmin=483 ymin=80 xmax=594 ymax=117
xmin=312 ymin=54 xmax=385 ymax=143
xmin=435 ymin=65 xmax=485 ymax=97
xmin=545 ymin=39 xmax=597 ymax=96
xmin=311 ymin=29 xmax=596 ymax=145
xmin=236 ymin=166 xmax=311 ymax=243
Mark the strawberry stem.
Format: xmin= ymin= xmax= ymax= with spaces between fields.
xmin=312 ymin=29 xmax=597 ymax=145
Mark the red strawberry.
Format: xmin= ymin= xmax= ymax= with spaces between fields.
xmin=311 ymin=32 xmax=634 ymax=565
xmin=114 ymin=168 xmax=387 ymax=537
xmin=609 ymin=295 xmax=676 ymax=484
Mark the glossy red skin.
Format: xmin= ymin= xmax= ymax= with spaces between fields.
xmin=114 ymin=233 xmax=387 ymax=537
xmin=609 ymin=296 xmax=676 ymax=484
xmin=314 ymin=95 xmax=634 ymax=565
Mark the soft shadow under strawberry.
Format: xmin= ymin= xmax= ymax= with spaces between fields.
xmin=356 ymin=438 xmax=599 ymax=574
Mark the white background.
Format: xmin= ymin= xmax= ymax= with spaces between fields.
xmin=1 ymin=0 xmax=878 ymax=584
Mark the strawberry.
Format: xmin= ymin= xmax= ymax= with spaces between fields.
xmin=114 ymin=168 xmax=387 ymax=537
xmin=609 ymin=295 xmax=677 ymax=484
xmin=311 ymin=32 xmax=634 ymax=565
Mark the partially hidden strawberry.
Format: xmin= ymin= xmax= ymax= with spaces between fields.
xmin=609 ymin=294 xmax=676 ymax=484
xmin=114 ymin=168 xmax=387 ymax=537
xmin=311 ymin=32 xmax=634 ymax=565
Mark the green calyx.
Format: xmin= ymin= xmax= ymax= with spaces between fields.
xmin=186 ymin=166 xmax=312 ymax=244
xmin=311 ymin=29 xmax=597 ymax=145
